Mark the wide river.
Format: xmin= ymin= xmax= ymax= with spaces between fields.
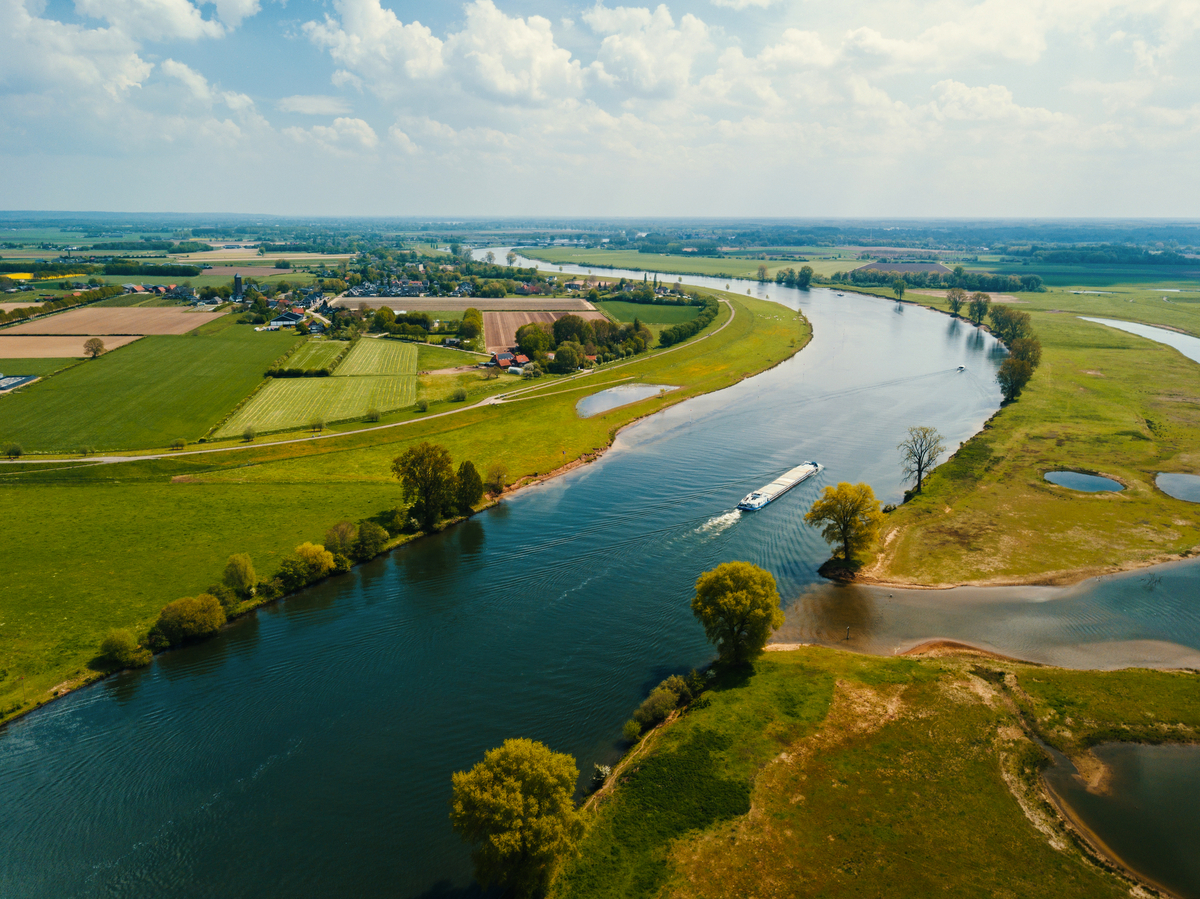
xmin=2 ymin=258 xmax=1199 ymax=898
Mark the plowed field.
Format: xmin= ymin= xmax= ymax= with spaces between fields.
xmin=0 ymin=335 xmax=143 ymax=357
xmin=5 ymin=307 xmax=224 ymax=335
xmin=484 ymin=311 xmax=607 ymax=353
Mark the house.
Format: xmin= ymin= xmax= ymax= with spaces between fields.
xmin=271 ymin=311 xmax=303 ymax=327
xmin=308 ymin=321 xmax=327 ymax=334
xmin=490 ymin=351 xmax=515 ymax=368
xmin=513 ymin=354 xmax=529 ymax=366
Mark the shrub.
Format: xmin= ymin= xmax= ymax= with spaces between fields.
xmin=633 ymin=686 xmax=680 ymax=729
xmin=170 ymin=438 xmax=186 ymax=451
xmin=6 ymin=443 xmax=24 ymax=460
xmin=223 ymin=553 xmax=257 ymax=595
xmin=485 ymin=462 xmax=508 ymax=496
xmin=206 ymin=583 xmax=240 ymax=615
xmin=415 ymin=399 xmax=429 ymax=412
xmin=242 ymin=425 xmax=256 ymax=442
xmin=622 ymin=719 xmax=642 ymax=742
xmin=154 ymin=594 xmax=226 ymax=646
xmin=332 ymin=553 xmax=353 ymax=574
xmin=591 ymin=763 xmax=612 ymax=792
xmin=256 ymin=577 xmax=284 ymax=600
xmin=451 ymin=387 xmax=468 ymax=402
xmin=366 ymin=408 xmax=381 ymax=422
xmin=100 ymin=629 xmax=151 ymax=669
xmin=278 ymin=542 xmax=336 ymax=591
xmin=325 ymin=520 xmax=358 ymax=557
xmin=355 ymin=521 xmax=389 ymax=559
xmin=522 ymin=362 xmax=543 ymax=379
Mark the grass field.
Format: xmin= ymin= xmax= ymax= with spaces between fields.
xmin=521 ymin=247 xmax=851 ymax=280
xmin=0 ymin=358 xmax=78 ymax=378
xmin=596 ymin=300 xmax=701 ymax=325
xmin=336 ymin=339 xmax=417 ymax=376
xmin=215 ymin=375 xmax=417 ymax=437
xmin=969 ymin=259 xmax=1200 ymax=287
xmin=0 ymin=326 xmax=299 ymax=452
xmin=286 ymin=340 xmax=349 ymax=371
xmin=415 ymin=343 xmax=487 ymax=369
xmin=0 ymin=292 xmax=805 ymax=719
xmin=868 ymin=286 xmax=1200 ymax=585
xmin=552 ymin=646 xmax=1198 ymax=899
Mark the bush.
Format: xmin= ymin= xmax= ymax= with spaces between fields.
xmin=6 ymin=443 xmax=24 ymax=460
xmin=206 ymin=583 xmax=240 ymax=615
xmin=332 ymin=553 xmax=353 ymax=574
xmin=325 ymin=520 xmax=358 ymax=557
xmin=522 ymin=362 xmax=543 ymax=379
xmin=100 ymin=629 xmax=151 ymax=669
xmin=256 ymin=577 xmax=284 ymax=600
xmin=366 ymin=408 xmax=381 ymax=422
xmin=242 ymin=426 xmax=256 ymax=442
xmin=485 ymin=462 xmax=508 ymax=496
xmin=415 ymin=399 xmax=429 ymax=413
xmin=633 ymin=686 xmax=680 ymax=729
xmin=451 ymin=387 xmax=468 ymax=402
xmin=223 ymin=553 xmax=257 ymax=596
xmin=154 ymin=594 xmax=226 ymax=646
xmin=355 ymin=521 xmax=389 ymax=559
xmin=277 ymin=542 xmax=336 ymax=592
xmin=170 ymin=438 xmax=186 ymax=451
xmin=622 ymin=719 xmax=642 ymax=742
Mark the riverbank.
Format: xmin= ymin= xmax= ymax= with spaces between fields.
xmin=861 ymin=289 xmax=1200 ymax=587
xmin=0 ymin=291 xmax=809 ymax=724
xmin=553 ymin=644 xmax=1200 ymax=899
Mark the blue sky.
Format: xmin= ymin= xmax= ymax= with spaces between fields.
xmin=2 ymin=0 xmax=1198 ymax=215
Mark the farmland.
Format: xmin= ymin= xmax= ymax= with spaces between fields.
xmin=4 ymin=306 xmax=225 ymax=335
xmin=596 ymin=300 xmax=702 ymax=324
xmin=520 ymin=247 xmax=854 ymax=279
xmin=415 ymin=343 xmax=487 ymax=370
xmin=215 ymin=376 xmax=417 ymax=437
xmin=0 ymin=334 xmax=143 ymax=358
xmin=483 ymin=310 xmax=607 ymax=353
xmin=285 ymin=340 xmax=349 ymax=371
xmin=0 ymin=325 xmax=299 ymax=451
xmin=336 ymin=339 xmax=417 ymax=376
xmin=332 ymin=297 xmax=596 ymax=312
xmin=0 ymin=357 xmax=77 ymax=379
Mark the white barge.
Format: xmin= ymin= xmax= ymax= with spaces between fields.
xmin=738 ymin=461 xmax=823 ymax=511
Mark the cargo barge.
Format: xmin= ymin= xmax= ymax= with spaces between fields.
xmin=737 ymin=461 xmax=823 ymax=511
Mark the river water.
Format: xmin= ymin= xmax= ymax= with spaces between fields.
xmin=1 ymin=259 xmax=1198 ymax=898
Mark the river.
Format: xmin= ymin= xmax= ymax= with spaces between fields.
xmin=1 ymin=257 xmax=1197 ymax=898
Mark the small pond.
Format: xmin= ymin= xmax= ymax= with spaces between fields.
xmin=1044 ymin=470 xmax=1124 ymax=492
xmin=1157 ymin=472 xmax=1200 ymax=504
xmin=576 ymin=383 xmax=678 ymax=418
xmin=1044 ymin=743 xmax=1200 ymax=899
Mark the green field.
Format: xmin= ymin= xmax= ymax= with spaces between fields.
xmin=336 ymin=339 xmax=417 ymax=376
xmin=969 ymin=258 xmax=1200 ymax=287
xmin=522 ymin=248 xmax=850 ymax=280
xmin=415 ymin=343 xmax=488 ymax=370
xmin=552 ymin=646 xmax=1197 ymax=899
xmin=596 ymin=300 xmax=701 ymax=325
xmin=0 ymin=326 xmax=299 ymax=452
xmin=0 ymin=292 xmax=805 ymax=719
xmin=872 ymin=285 xmax=1200 ymax=585
xmin=286 ymin=340 xmax=349 ymax=370
xmin=0 ymin=358 xmax=77 ymax=378
xmin=215 ymin=375 xmax=417 ymax=437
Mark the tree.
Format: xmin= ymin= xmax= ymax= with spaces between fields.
xmin=456 ymin=460 xmax=484 ymax=512
xmin=5 ymin=443 xmax=22 ymax=460
xmin=1010 ymin=336 xmax=1042 ymax=368
xmin=797 ymin=265 xmax=814 ymax=288
xmin=967 ymin=292 xmax=991 ymax=325
xmin=989 ymin=306 xmax=1033 ymax=345
xmin=155 ymin=594 xmax=226 ymax=645
xmin=804 ymin=482 xmax=884 ymax=562
xmin=757 ymin=263 xmax=768 ymax=282
xmin=506 ymin=251 xmax=517 ymax=266
xmin=84 ymin=337 xmax=105 ymax=358
xmin=325 ymin=520 xmax=359 ymax=557
xmin=515 ymin=322 xmax=550 ymax=356
xmin=690 ymin=561 xmax=785 ymax=666
xmin=354 ymin=521 xmax=389 ymax=559
xmin=450 ymin=738 xmax=584 ymax=898
xmin=550 ymin=343 xmax=581 ymax=373
xmin=892 ymin=278 xmax=906 ymax=301
xmin=898 ymin=426 xmax=945 ymax=494
xmin=485 ymin=462 xmax=508 ymax=496
xmin=552 ymin=314 xmax=591 ymax=346
xmin=946 ymin=287 xmax=966 ymax=317
xmin=997 ymin=356 xmax=1034 ymax=402
xmin=485 ymin=251 xmax=496 ymax=264
xmin=392 ymin=442 xmax=457 ymax=530
xmin=223 ymin=553 xmax=257 ymax=596
xmin=100 ymin=628 xmax=151 ymax=669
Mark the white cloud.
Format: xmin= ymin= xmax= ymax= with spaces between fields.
xmin=285 ymin=116 xmax=379 ymax=152
xmin=161 ymin=58 xmax=212 ymax=101
xmin=710 ymin=0 xmax=773 ymax=7
xmin=583 ymin=3 xmax=711 ymax=97
xmin=278 ymin=94 xmax=351 ymax=115
xmin=73 ymin=0 xmax=225 ymax=41
xmin=388 ymin=125 xmax=419 ymax=153
xmin=930 ymin=80 xmax=1062 ymax=126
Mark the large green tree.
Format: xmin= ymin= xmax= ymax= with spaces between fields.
xmin=946 ymin=287 xmax=966 ymax=317
xmin=450 ymin=738 xmax=584 ymax=898
xmin=456 ymin=460 xmax=484 ymax=513
xmin=997 ymin=357 xmax=1034 ymax=402
xmin=804 ymin=482 xmax=884 ymax=562
xmin=690 ymin=561 xmax=785 ymax=666
xmin=392 ymin=442 xmax=457 ymax=530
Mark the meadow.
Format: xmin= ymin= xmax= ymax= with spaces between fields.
xmin=522 ymin=248 xmax=850 ymax=280
xmin=286 ymin=340 xmax=349 ymax=370
xmin=0 ymin=292 xmax=806 ymax=718
xmin=414 ymin=343 xmax=487 ymax=369
xmin=552 ymin=646 xmax=1198 ymax=899
xmin=596 ymin=300 xmax=701 ymax=324
xmin=0 ymin=357 xmax=78 ymax=378
xmin=0 ymin=319 xmax=299 ymax=452
xmin=335 ymin=339 xmax=417 ymax=376
xmin=972 ymin=259 xmax=1200 ymax=288
xmin=215 ymin=375 xmax=417 ymax=438
xmin=870 ymin=285 xmax=1200 ymax=585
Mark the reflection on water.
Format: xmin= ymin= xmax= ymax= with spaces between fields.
xmin=1158 ymin=472 xmax=1200 ymax=503
xmin=1045 ymin=470 xmax=1124 ymax=492
xmin=1045 ymin=743 xmax=1200 ymax=899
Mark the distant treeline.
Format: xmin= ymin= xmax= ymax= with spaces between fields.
xmin=0 ymin=284 xmax=123 ymax=324
xmin=831 ymin=268 xmax=1045 ymax=293
xmin=0 ymin=260 xmax=201 ymax=277
xmin=90 ymin=240 xmax=212 ymax=253
xmin=102 ymin=262 xmax=202 ymax=277
xmin=998 ymin=245 xmax=1193 ymax=266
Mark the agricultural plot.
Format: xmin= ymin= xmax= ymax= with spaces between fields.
xmin=5 ymin=307 xmax=225 ymax=335
xmin=0 ymin=327 xmax=299 ymax=451
xmin=336 ymin=339 xmax=417 ymax=376
xmin=0 ymin=335 xmax=143 ymax=358
xmin=596 ymin=301 xmax=701 ymax=324
xmin=216 ymin=375 xmax=416 ymax=437
xmin=484 ymin=311 xmax=607 ymax=353
xmin=286 ymin=340 xmax=349 ymax=371
xmin=333 ymin=297 xmax=595 ymax=312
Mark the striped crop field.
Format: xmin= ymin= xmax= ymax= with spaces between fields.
xmin=286 ymin=340 xmax=349 ymax=370
xmin=215 ymin=375 xmax=416 ymax=437
xmin=336 ymin=339 xmax=417 ymax=376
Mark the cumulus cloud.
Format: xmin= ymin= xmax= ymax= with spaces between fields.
xmin=284 ymin=116 xmax=379 ymax=152
xmin=161 ymin=58 xmax=212 ymax=101
xmin=303 ymin=0 xmax=445 ymax=93
xmin=73 ymin=0 xmax=225 ymax=41
xmin=710 ymin=0 xmax=773 ymax=7
xmin=583 ymin=3 xmax=710 ymax=97
xmin=930 ymin=80 xmax=1062 ymax=125
xmin=278 ymin=94 xmax=351 ymax=115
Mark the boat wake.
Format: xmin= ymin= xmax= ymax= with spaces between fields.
xmin=695 ymin=510 xmax=741 ymax=536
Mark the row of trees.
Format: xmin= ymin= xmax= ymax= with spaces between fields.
xmin=773 ymin=265 xmax=814 ymax=288
xmin=659 ymin=296 xmax=719 ymax=346
xmin=832 ymin=266 xmax=1044 ymax=293
xmin=391 ymin=441 xmax=499 ymax=531
xmin=515 ymin=314 xmax=652 ymax=371
xmin=0 ymin=284 xmax=123 ymax=325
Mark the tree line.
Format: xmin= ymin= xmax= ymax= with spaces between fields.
xmin=515 ymin=313 xmax=652 ymax=372
xmin=0 ymin=284 xmax=123 ymax=325
xmin=831 ymin=266 xmax=1044 ymax=293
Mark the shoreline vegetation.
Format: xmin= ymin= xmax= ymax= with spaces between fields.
xmin=0 ymin=289 xmax=810 ymax=726
xmin=552 ymin=643 xmax=1200 ymax=899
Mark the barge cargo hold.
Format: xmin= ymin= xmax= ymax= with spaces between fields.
xmin=738 ymin=462 xmax=823 ymax=511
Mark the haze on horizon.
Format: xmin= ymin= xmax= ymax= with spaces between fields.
xmin=2 ymin=0 xmax=1197 ymax=218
